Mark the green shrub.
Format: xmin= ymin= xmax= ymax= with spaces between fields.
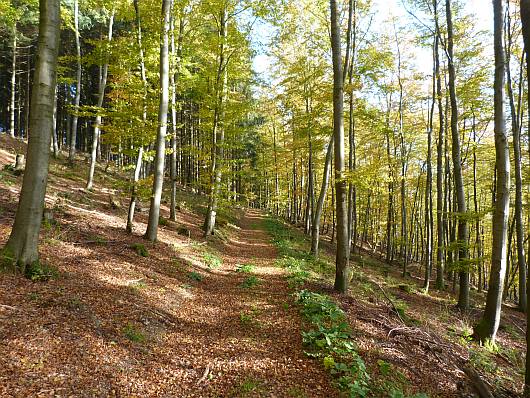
xmin=158 ymin=217 xmax=169 ymax=226
xmin=24 ymin=261 xmax=59 ymax=282
xmin=236 ymin=263 xmax=255 ymax=273
xmin=188 ymin=271 xmax=203 ymax=282
xmin=295 ymin=290 xmax=369 ymax=397
xmin=203 ymin=252 xmax=222 ymax=269
xmin=131 ymin=243 xmax=149 ymax=257
xmin=240 ymin=276 xmax=260 ymax=289
xmin=123 ymin=323 xmax=146 ymax=343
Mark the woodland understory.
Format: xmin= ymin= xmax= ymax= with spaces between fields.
xmin=2 ymin=0 xmax=530 ymax=396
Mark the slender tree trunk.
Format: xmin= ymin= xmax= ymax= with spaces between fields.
xmin=170 ymin=16 xmax=184 ymax=221
xmin=204 ymin=8 xmax=228 ymax=237
xmin=311 ymin=137 xmax=333 ymax=257
xmin=9 ymin=26 xmax=17 ymax=138
xmin=446 ymin=0 xmax=469 ymax=310
xmin=472 ymin=118 xmax=482 ymax=293
xmin=330 ymin=0 xmax=349 ymax=293
xmin=2 ymin=0 xmax=60 ymax=269
xmin=145 ymin=0 xmax=171 ymax=242
xmin=273 ymin=122 xmax=280 ymax=215
xmin=69 ymin=0 xmax=81 ymax=164
xmin=385 ymin=103 xmax=394 ymax=264
xmin=24 ymin=48 xmax=31 ymax=138
xmin=434 ymin=0 xmax=445 ymax=289
xmin=126 ymin=0 xmax=148 ymax=233
xmin=519 ymin=0 xmax=530 ymax=393
xmin=506 ymin=9 xmax=527 ymax=313
xmin=424 ymin=41 xmax=435 ymax=291
xmin=474 ymin=0 xmax=509 ymax=342
xmin=126 ymin=147 xmax=144 ymax=233
xmin=52 ymin=84 xmax=59 ymax=158
xmin=87 ymin=12 xmax=114 ymax=190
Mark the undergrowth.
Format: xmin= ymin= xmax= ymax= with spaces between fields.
xmin=265 ymin=215 xmax=427 ymax=398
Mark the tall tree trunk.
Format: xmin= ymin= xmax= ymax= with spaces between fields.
xmin=311 ymin=137 xmax=333 ymax=257
xmin=330 ymin=0 xmax=349 ymax=293
xmin=474 ymin=0 xmax=509 ymax=343
xmin=385 ymin=102 xmax=394 ymax=264
xmin=170 ymin=16 xmax=184 ymax=222
xmin=472 ymin=117 xmax=482 ymax=293
xmin=506 ymin=9 xmax=527 ymax=313
xmin=69 ymin=0 xmax=81 ymax=164
xmin=126 ymin=0 xmax=149 ymax=233
xmin=204 ymin=8 xmax=228 ymax=237
xmin=24 ymin=47 xmax=31 ymax=138
xmin=446 ymin=0 xmax=470 ymax=310
xmin=424 ymin=40 xmax=435 ymax=291
xmin=52 ymin=84 xmax=59 ymax=158
xmin=9 ymin=25 xmax=17 ymax=138
xmin=144 ymin=0 xmax=171 ymax=242
xmin=434 ymin=0 xmax=445 ymax=290
xmin=519 ymin=0 xmax=530 ymax=393
xmin=87 ymin=12 xmax=114 ymax=190
xmin=2 ymin=0 xmax=60 ymax=269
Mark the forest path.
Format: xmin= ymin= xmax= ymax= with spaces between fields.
xmin=174 ymin=209 xmax=336 ymax=397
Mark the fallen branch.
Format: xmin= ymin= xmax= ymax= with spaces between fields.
xmin=462 ymin=365 xmax=494 ymax=398
xmin=196 ymin=365 xmax=210 ymax=385
xmin=0 ymin=304 xmax=17 ymax=311
xmin=372 ymin=280 xmax=405 ymax=325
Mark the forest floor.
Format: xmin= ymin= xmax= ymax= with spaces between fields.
xmin=0 ymin=134 xmax=527 ymax=398
xmin=0 ymin=135 xmax=335 ymax=397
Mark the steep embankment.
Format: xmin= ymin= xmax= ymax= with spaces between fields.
xmin=264 ymin=214 xmax=526 ymax=398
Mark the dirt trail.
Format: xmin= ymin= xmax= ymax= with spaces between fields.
xmin=171 ymin=209 xmax=336 ymax=397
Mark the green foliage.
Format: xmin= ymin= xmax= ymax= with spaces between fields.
xmin=234 ymin=377 xmax=265 ymax=396
xmin=295 ymin=290 xmax=370 ymax=397
xmin=203 ymin=252 xmax=222 ymax=269
xmin=0 ymin=247 xmax=15 ymax=271
xmin=24 ymin=261 xmax=59 ymax=282
xmin=240 ymin=276 xmax=260 ymax=289
xmin=158 ymin=217 xmax=169 ymax=226
xmin=123 ymin=323 xmax=146 ymax=343
xmin=131 ymin=243 xmax=149 ymax=257
xmin=188 ymin=271 xmax=203 ymax=282
xmin=469 ymin=347 xmax=497 ymax=373
xmin=239 ymin=307 xmax=261 ymax=327
xmin=236 ymin=263 xmax=255 ymax=273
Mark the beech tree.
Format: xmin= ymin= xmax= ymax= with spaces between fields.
xmin=329 ymin=0 xmax=349 ymax=293
xmin=145 ymin=0 xmax=172 ymax=242
xmin=1 ymin=0 xmax=60 ymax=269
xmin=474 ymin=0 xmax=509 ymax=343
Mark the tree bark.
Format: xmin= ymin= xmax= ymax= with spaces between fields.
xmin=204 ymin=8 xmax=228 ymax=237
xmin=474 ymin=0 xmax=509 ymax=343
xmin=446 ymin=0 xmax=469 ymax=310
xmin=518 ymin=0 xmax=530 ymax=393
xmin=330 ymin=0 xmax=349 ymax=293
xmin=434 ymin=0 xmax=445 ymax=290
xmin=126 ymin=0 xmax=149 ymax=233
xmin=68 ymin=0 xmax=81 ymax=164
xmin=87 ymin=12 xmax=114 ymax=190
xmin=145 ymin=0 xmax=172 ymax=242
xmin=2 ymin=0 xmax=60 ymax=269
xmin=311 ymin=137 xmax=333 ymax=257
xmin=170 ymin=17 xmax=184 ymax=222
xmin=9 ymin=25 xmax=17 ymax=138
xmin=505 ymin=8 xmax=527 ymax=313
